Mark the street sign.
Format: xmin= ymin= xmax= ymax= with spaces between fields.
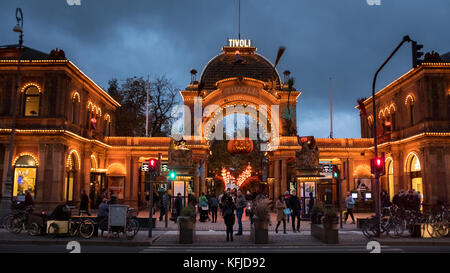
xmin=141 ymin=162 xmax=149 ymax=172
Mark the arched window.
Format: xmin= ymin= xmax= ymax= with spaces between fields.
xmin=386 ymin=158 xmax=394 ymax=201
xmin=13 ymin=155 xmax=37 ymax=200
xmin=405 ymin=152 xmax=423 ymax=209
xmin=406 ymin=95 xmax=415 ymax=126
xmin=23 ymin=86 xmax=41 ymax=117
xmin=71 ymin=92 xmax=80 ymax=124
xmin=367 ymin=116 xmax=373 ymax=138
xmin=104 ymin=114 xmax=111 ymax=136
xmin=65 ymin=151 xmax=79 ymax=202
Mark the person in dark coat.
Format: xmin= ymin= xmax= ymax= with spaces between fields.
xmin=223 ymin=196 xmax=236 ymax=241
xmin=49 ymin=202 xmax=71 ymax=220
xmin=108 ymin=190 xmax=117 ymax=205
xmin=308 ymin=191 xmax=315 ymax=215
xmin=79 ymin=189 xmax=90 ymax=216
xmin=209 ymin=194 xmax=219 ymax=223
xmin=23 ymin=190 xmax=34 ymax=208
xmin=288 ymin=190 xmax=301 ymax=232
xmin=174 ymin=193 xmax=183 ymax=223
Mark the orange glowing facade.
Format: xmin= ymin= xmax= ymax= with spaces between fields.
xmin=0 ymin=43 xmax=448 ymax=213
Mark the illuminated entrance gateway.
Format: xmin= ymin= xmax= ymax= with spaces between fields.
xmin=177 ymin=39 xmax=302 ymax=200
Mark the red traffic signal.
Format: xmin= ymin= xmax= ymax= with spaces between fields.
xmin=370 ymin=153 xmax=385 ymax=176
xmin=148 ymin=158 xmax=160 ymax=173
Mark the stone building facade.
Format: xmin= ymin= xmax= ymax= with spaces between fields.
xmin=0 ymin=43 xmax=448 ymax=213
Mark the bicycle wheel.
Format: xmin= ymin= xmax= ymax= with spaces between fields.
xmin=362 ymin=219 xmax=377 ymax=239
xmin=79 ymin=219 xmax=94 ymax=239
xmin=47 ymin=222 xmax=59 ymax=235
xmin=10 ymin=217 xmax=24 ymax=234
xmin=28 ymin=222 xmax=41 ymax=236
xmin=2 ymin=215 xmax=14 ymax=231
xmin=125 ymin=218 xmax=139 ymax=240
xmin=396 ymin=218 xmax=409 ymax=238
xmin=433 ymin=216 xmax=448 ymax=238
xmin=70 ymin=221 xmax=79 ymax=237
xmin=425 ymin=216 xmax=438 ymax=238
xmin=384 ymin=218 xmax=400 ymax=238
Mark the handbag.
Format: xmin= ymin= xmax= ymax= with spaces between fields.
xmin=283 ymin=208 xmax=291 ymax=215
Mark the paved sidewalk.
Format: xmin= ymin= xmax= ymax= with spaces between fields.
xmin=147 ymin=211 xmax=372 ymax=231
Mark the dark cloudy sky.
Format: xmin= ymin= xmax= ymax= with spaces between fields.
xmin=1 ymin=0 xmax=449 ymax=138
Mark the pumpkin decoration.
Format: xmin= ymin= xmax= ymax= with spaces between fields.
xmin=227 ymin=138 xmax=254 ymax=155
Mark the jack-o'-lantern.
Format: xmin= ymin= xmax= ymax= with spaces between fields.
xmin=227 ymin=138 xmax=253 ymax=154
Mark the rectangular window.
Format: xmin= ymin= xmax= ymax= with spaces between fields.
xmin=24 ymin=96 xmax=40 ymax=116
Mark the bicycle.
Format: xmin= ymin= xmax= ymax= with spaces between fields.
xmin=8 ymin=206 xmax=43 ymax=236
xmin=68 ymin=217 xmax=95 ymax=239
xmin=425 ymin=203 xmax=449 ymax=238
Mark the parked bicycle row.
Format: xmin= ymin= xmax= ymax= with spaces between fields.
xmin=362 ymin=201 xmax=449 ymax=239
xmin=1 ymin=200 xmax=140 ymax=240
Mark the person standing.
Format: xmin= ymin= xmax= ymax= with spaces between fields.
xmin=199 ymin=193 xmax=209 ymax=222
xmin=218 ymin=192 xmax=224 ymax=216
xmin=283 ymin=191 xmax=291 ymax=223
xmin=308 ymin=191 xmax=315 ymax=215
xmin=288 ymin=190 xmax=301 ymax=232
xmin=159 ymin=190 xmax=170 ymax=221
xmin=223 ymin=196 xmax=236 ymax=241
xmin=344 ymin=192 xmax=355 ymax=224
xmin=174 ymin=193 xmax=183 ymax=223
xmin=79 ymin=189 xmax=90 ymax=216
xmin=235 ymin=190 xmax=246 ymax=236
xmin=23 ymin=190 xmax=34 ymax=208
xmin=275 ymin=195 xmax=287 ymax=234
xmin=109 ymin=190 xmax=117 ymax=205
xmin=209 ymin=194 xmax=219 ymax=223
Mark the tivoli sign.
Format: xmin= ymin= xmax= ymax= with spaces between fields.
xmin=227 ymin=39 xmax=252 ymax=48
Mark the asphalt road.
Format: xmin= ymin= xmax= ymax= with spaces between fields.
xmin=1 ymin=243 xmax=450 ymax=253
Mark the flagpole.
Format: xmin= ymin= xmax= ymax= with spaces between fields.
xmin=146 ymin=75 xmax=149 ymax=137
xmin=329 ymin=77 xmax=333 ymax=139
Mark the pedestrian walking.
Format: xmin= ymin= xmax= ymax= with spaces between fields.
xmin=159 ymin=190 xmax=170 ymax=221
xmin=79 ymin=189 xmax=90 ymax=216
xmin=223 ymin=196 xmax=236 ymax=241
xmin=209 ymin=194 xmax=219 ymax=223
xmin=344 ymin=192 xmax=355 ymax=224
xmin=288 ymin=190 xmax=301 ymax=232
xmin=235 ymin=190 xmax=246 ymax=236
xmin=283 ymin=191 xmax=291 ymax=223
xmin=275 ymin=195 xmax=287 ymax=234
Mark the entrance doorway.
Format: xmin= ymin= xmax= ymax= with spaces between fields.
xmin=89 ymin=172 xmax=106 ymax=209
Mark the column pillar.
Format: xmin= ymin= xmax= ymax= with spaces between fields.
xmin=274 ymin=159 xmax=280 ymax=200
xmin=281 ymin=159 xmax=287 ymax=194
xmin=194 ymin=162 xmax=199 ymax=198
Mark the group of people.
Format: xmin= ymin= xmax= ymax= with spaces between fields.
xmin=274 ymin=190 xmax=302 ymax=234
xmin=391 ymin=189 xmax=422 ymax=212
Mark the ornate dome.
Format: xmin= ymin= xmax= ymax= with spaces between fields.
xmin=199 ymin=47 xmax=281 ymax=90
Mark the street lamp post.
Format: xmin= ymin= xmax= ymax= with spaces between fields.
xmin=371 ymin=35 xmax=411 ymax=237
xmin=0 ymin=8 xmax=24 ymax=218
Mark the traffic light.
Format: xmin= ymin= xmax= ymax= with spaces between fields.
xmin=332 ymin=165 xmax=339 ymax=179
xmin=412 ymin=40 xmax=424 ymax=68
xmin=370 ymin=153 xmax=386 ymax=176
xmin=168 ymin=170 xmax=177 ymax=180
xmin=148 ymin=158 xmax=160 ymax=174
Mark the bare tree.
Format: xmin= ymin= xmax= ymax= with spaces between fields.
xmin=107 ymin=75 xmax=180 ymax=137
